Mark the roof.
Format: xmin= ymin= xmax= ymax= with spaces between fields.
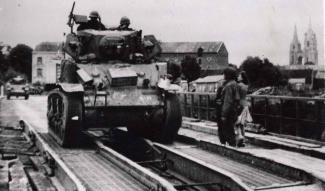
xmin=195 ymin=75 xmax=224 ymax=83
xmin=281 ymin=65 xmax=318 ymax=70
xmin=315 ymin=70 xmax=325 ymax=79
xmin=161 ymin=42 xmax=224 ymax=53
xmin=288 ymin=78 xmax=306 ymax=84
xmin=35 ymin=42 xmax=63 ymax=52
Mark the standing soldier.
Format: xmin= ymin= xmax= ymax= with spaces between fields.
xmin=216 ymin=79 xmax=226 ymax=144
xmin=219 ymin=66 xmax=240 ymax=146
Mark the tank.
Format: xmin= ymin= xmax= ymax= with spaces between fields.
xmin=47 ymin=3 xmax=182 ymax=147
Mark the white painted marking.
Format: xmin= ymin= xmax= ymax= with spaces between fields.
xmin=71 ymin=116 xmax=79 ymax=120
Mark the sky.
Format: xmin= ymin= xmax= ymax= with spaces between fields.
xmin=0 ymin=0 xmax=323 ymax=67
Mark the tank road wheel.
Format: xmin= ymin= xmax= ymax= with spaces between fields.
xmin=153 ymin=93 xmax=182 ymax=143
xmin=47 ymin=89 xmax=83 ymax=147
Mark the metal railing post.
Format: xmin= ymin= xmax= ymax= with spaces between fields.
xmin=198 ymin=94 xmax=202 ymax=120
xmin=279 ymin=98 xmax=284 ymax=132
xmin=295 ymin=100 xmax=299 ymax=136
xmin=191 ymin=94 xmax=194 ymax=118
xmin=207 ymin=95 xmax=211 ymax=120
xmin=264 ymin=97 xmax=268 ymax=131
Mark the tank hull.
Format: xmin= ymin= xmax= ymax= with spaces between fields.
xmin=47 ymin=58 xmax=181 ymax=147
xmin=47 ymin=85 xmax=181 ymax=147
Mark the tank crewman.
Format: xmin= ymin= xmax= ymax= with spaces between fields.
xmin=77 ymin=11 xmax=106 ymax=31
xmin=116 ymin=16 xmax=134 ymax=31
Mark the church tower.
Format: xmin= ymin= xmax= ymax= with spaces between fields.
xmin=289 ymin=25 xmax=303 ymax=65
xmin=303 ymin=20 xmax=318 ymax=65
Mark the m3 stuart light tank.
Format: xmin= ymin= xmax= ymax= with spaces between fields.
xmin=47 ymin=3 xmax=182 ymax=147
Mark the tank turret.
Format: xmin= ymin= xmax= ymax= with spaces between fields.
xmin=47 ymin=2 xmax=182 ymax=147
xmin=64 ymin=29 xmax=161 ymax=64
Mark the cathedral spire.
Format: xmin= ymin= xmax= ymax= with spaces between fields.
xmin=293 ymin=24 xmax=298 ymax=41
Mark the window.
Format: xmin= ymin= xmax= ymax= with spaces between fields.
xmin=307 ymin=41 xmax=310 ymax=47
xmin=37 ymin=57 xmax=42 ymax=65
xmin=37 ymin=68 xmax=43 ymax=77
xmin=298 ymin=56 xmax=302 ymax=65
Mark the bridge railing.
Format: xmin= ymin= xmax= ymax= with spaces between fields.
xmin=178 ymin=92 xmax=217 ymax=121
xmin=178 ymin=92 xmax=325 ymax=140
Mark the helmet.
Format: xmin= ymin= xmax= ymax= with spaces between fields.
xmin=223 ymin=66 xmax=238 ymax=81
xmin=89 ymin=11 xmax=100 ymax=18
xmin=120 ymin=16 xmax=130 ymax=25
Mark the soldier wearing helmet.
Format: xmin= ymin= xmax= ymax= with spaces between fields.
xmin=77 ymin=11 xmax=106 ymax=31
xmin=117 ymin=16 xmax=133 ymax=31
xmin=216 ymin=66 xmax=240 ymax=147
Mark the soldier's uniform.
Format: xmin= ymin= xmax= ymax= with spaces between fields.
xmin=77 ymin=11 xmax=106 ymax=31
xmin=218 ymin=67 xmax=240 ymax=146
xmin=110 ymin=17 xmax=133 ymax=31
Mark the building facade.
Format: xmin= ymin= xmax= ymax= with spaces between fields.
xmin=303 ymin=22 xmax=318 ymax=65
xmin=160 ymin=42 xmax=228 ymax=76
xmin=289 ymin=21 xmax=318 ymax=66
xmin=289 ymin=26 xmax=304 ymax=65
xmin=32 ymin=42 xmax=64 ymax=84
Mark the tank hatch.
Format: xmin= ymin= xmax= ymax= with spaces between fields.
xmin=107 ymin=67 xmax=138 ymax=86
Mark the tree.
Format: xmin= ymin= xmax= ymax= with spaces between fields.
xmin=240 ymin=56 xmax=286 ymax=88
xmin=167 ymin=61 xmax=182 ymax=83
xmin=181 ymin=55 xmax=201 ymax=85
xmin=240 ymin=56 xmax=262 ymax=86
xmin=3 ymin=67 xmax=26 ymax=82
xmin=9 ymin=44 xmax=33 ymax=81
xmin=0 ymin=52 xmax=7 ymax=80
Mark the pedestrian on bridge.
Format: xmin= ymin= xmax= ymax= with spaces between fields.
xmin=236 ymin=71 xmax=249 ymax=147
xmin=217 ymin=66 xmax=240 ymax=147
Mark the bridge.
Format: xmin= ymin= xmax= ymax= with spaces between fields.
xmin=179 ymin=92 xmax=325 ymax=142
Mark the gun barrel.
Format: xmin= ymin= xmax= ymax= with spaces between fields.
xmin=67 ymin=1 xmax=76 ymax=26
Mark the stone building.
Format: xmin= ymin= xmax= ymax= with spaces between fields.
xmin=289 ymin=21 xmax=318 ymax=65
xmin=32 ymin=42 xmax=64 ymax=84
xmin=160 ymin=42 xmax=228 ymax=75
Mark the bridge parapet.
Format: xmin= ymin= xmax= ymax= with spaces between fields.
xmin=178 ymin=92 xmax=325 ymax=141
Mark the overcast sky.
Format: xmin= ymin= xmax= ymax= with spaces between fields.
xmin=0 ymin=0 xmax=323 ymax=66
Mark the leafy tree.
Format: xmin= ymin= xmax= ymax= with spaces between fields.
xmin=181 ymin=55 xmax=201 ymax=85
xmin=0 ymin=52 xmax=6 ymax=80
xmin=167 ymin=61 xmax=182 ymax=83
xmin=8 ymin=44 xmax=33 ymax=81
xmin=240 ymin=56 xmax=286 ymax=88
xmin=240 ymin=56 xmax=263 ymax=85
xmin=3 ymin=67 xmax=26 ymax=82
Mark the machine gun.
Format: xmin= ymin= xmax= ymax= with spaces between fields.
xmin=67 ymin=1 xmax=75 ymax=33
xmin=66 ymin=2 xmax=88 ymax=34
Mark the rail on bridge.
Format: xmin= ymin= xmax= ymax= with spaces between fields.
xmin=178 ymin=92 xmax=325 ymax=141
